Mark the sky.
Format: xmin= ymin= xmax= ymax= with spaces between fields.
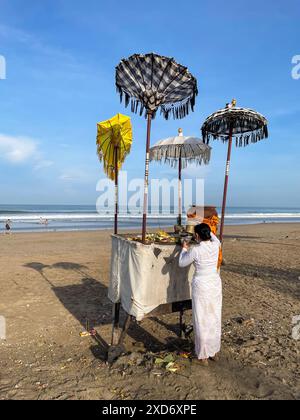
xmin=0 ymin=0 xmax=299 ymax=207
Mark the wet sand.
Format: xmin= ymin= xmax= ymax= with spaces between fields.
xmin=0 ymin=223 xmax=299 ymax=400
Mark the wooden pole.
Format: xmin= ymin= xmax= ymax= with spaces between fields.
xmin=111 ymin=302 xmax=120 ymax=346
xmin=114 ymin=146 xmax=119 ymax=235
xmin=178 ymin=156 xmax=182 ymax=226
xmin=117 ymin=314 xmax=132 ymax=347
xmin=219 ymin=127 xmax=233 ymax=243
xmin=112 ymin=147 xmax=120 ymax=346
xmin=178 ymin=128 xmax=184 ymax=226
xmin=142 ymin=113 xmax=152 ymax=244
xmin=179 ymin=308 xmax=184 ymax=338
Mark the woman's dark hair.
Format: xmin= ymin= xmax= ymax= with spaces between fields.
xmin=194 ymin=223 xmax=212 ymax=241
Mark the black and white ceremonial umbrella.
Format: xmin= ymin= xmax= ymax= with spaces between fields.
xmin=116 ymin=53 xmax=198 ymax=243
xmin=150 ymin=128 xmax=211 ymax=226
xmin=201 ymin=100 xmax=269 ymax=243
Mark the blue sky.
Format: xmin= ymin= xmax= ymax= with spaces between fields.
xmin=0 ymin=0 xmax=299 ymax=207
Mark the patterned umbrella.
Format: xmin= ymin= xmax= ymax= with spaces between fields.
xmin=116 ymin=53 xmax=198 ymax=243
xmin=97 ymin=113 xmax=133 ymax=234
xmin=150 ymin=128 xmax=211 ymax=225
xmin=201 ymin=100 xmax=269 ymax=242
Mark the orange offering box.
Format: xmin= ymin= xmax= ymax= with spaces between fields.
xmin=186 ymin=206 xmax=222 ymax=268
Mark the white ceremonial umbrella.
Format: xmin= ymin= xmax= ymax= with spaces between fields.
xmin=150 ymin=128 xmax=211 ymax=225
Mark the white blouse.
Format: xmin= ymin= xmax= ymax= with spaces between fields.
xmin=179 ymin=234 xmax=221 ymax=276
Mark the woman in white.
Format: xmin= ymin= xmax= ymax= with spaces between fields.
xmin=179 ymin=223 xmax=222 ymax=365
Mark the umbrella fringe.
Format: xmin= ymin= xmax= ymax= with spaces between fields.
xmin=202 ymin=113 xmax=268 ymax=147
xmin=116 ymin=83 xmax=197 ymax=121
xmin=150 ymin=145 xmax=211 ymax=168
xmin=150 ymin=155 xmax=210 ymax=169
xmin=96 ymin=147 xmax=131 ymax=181
xmin=160 ymin=95 xmax=197 ymax=121
xmin=116 ymin=89 xmax=157 ymax=120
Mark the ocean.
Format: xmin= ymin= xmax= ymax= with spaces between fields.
xmin=0 ymin=205 xmax=300 ymax=233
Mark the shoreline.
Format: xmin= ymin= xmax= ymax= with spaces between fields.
xmin=1 ymin=220 xmax=300 ymax=235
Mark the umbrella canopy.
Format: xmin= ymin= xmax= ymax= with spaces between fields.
xmin=116 ymin=53 xmax=198 ymax=243
xmin=150 ymin=129 xmax=211 ymax=168
xmin=96 ymin=113 xmax=133 ymax=235
xmin=116 ymin=53 xmax=198 ymax=120
xmin=96 ymin=113 xmax=133 ymax=181
xmin=202 ymin=103 xmax=268 ymax=146
xmin=150 ymin=129 xmax=211 ymax=226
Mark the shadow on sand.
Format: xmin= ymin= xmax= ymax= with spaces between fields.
xmin=24 ymin=262 xmax=177 ymax=359
xmin=223 ymin=262 xmax=300 ymax=299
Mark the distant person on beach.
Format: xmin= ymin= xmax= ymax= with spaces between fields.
xmin=39 ymin=217 xmax=49 ymax=226
xmin=5 ymin=219 xmax=12 ymax=234
xmin=179 ymin=223 xmax=222 ymax=366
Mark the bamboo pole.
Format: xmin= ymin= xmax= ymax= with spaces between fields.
xmin=178 ymin=155 xmax=182 ymax=226
xmin=114 ymin=146 xmax=119 ymax=235
xmin=178 ymin=128 xmax=184 ymax=226
xmin=219 ymin=126 xmax=233 ymax=243
xmin=142 ymin=113 xmax=152 ymax=244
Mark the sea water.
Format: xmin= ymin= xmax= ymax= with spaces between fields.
xmin=0 ymin=205 xmax=300 ymax=233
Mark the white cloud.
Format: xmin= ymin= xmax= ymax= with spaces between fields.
xmin=59 ymin=170 xmax=86 ymax=183
xmin=59 ymin=173 xmax=78 ymax=182
xmin=0 ymin=24 xmax=92 ymax=82
xmin=0 ymin=134 xmax=38 ymax=163
xmin=0 ymin=24 xmax=74 ymax=62
xmin=33 ymin=160 xmax=54 ymax=171
xmin=59 ymin=168 xmax=97 ymax=184
xmin=0 ymin=133 xmax=54 ymax=171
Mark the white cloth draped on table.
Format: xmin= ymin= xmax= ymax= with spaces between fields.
xmin=179 ymin=234 xmax=222 ymax=360
xmin=109 ymin=235 xmax=194 ymax=321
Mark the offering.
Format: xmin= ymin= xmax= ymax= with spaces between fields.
xmin=126 ymin=230 xmax=177 ymax=245
xmin=186 ymin=205 xmax=219 ymax=233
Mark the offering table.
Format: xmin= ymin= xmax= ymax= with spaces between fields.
xmin=108 ymin=234 xmax=194 ymax=346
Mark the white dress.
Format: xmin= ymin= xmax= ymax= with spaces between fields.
xmin=179 ymin=234 xmax=222 ymax=360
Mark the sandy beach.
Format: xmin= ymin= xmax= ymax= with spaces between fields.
xmin=0 ymin=223 xmax=299 ymax=400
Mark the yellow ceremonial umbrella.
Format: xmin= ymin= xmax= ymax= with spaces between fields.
xmin=96 ymin=113 xmax=133 ymax=234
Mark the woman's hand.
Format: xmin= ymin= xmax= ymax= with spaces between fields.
xmin=182 ymin=240 xmax=190 ymax=251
